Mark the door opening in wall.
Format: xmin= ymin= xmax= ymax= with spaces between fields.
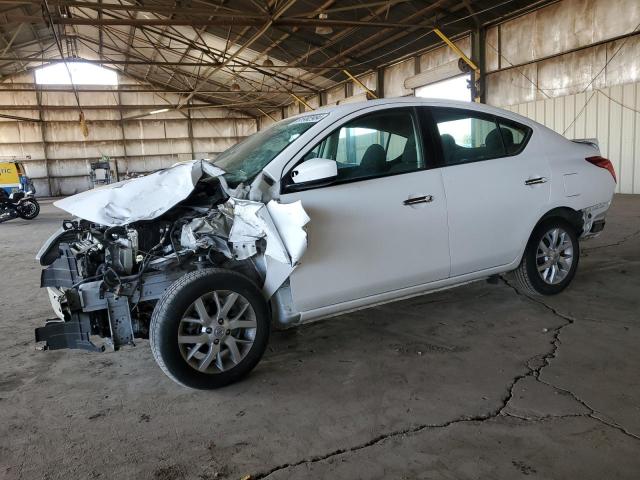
xmin=415 ymin=75 xmax=471 ymax=102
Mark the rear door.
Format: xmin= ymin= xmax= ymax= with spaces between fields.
xmin=279 ymin=107 xmax=451 ymax=312
xmin=427 ymin=107 xmax=550 ymax=276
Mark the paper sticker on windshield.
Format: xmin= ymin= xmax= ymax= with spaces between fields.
xmin=291 ymin=113 xmax=328 ymax=124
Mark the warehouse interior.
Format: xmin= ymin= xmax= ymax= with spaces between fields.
xmin=1 ymin=0 xmax=640 ymax=479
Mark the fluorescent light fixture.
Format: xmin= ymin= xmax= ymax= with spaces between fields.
xmin=315 ymin=13 xmax=333 ymax=35
xmin=149 ymin=108 xmax=170 ymax=115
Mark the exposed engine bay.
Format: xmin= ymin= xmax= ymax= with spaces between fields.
xmin=35 ymin=160 xmax=309 ymax=352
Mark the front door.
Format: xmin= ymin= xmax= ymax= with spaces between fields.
xmin=280 ymin=107 xmax=451 ymax=312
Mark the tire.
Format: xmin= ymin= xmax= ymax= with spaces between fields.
xmin=18 ymin=199 xmax=39 ymax=220
xmin=150 ymin=268 xmax=270 ymax=389
xmin=513 ymin=218 xmax=580 ymax=296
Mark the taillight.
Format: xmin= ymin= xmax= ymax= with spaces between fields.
xmin=586 ymin=156 xmax=616 ymax=183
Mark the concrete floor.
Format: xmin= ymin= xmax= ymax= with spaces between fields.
xmin=1 ymin=195 xmax=639 ymax=480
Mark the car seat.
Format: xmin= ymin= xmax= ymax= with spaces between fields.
xmin=484 ymin=129 xmax=504 ymax=157
xmin=388 ymin=136 xmax=417 ymax=174
xmin=501 ymin=128 xmax=516 ymax=153
xmin=440 ymin=133 xmax=457 ymax=164
xmin=359 ymin=144 xmax=387 ymax=176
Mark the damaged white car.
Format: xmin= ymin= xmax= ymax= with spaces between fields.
xmin=35 ymin=98 xmax=616 ymax=389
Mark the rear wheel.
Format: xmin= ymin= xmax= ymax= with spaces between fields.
xmin=150 ymin=268 xmax=270 ymax=389
xmin=513 ymin=219 xmax=579 ymax=295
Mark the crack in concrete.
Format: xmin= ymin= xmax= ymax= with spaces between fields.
xmin=251 ymin=408 xmax=512 ymax=479
xmin=582 ymin=227 xmax=640 ymax=252
xmin=250 ymin=278 xmax=638 ymax=479
xmin=500 ymin=276 xmax=574 ymax=372
xmin=501 ymin=278 xmax=640 ymax=441
xmin=535 ymin=377 xmax=640 ymax=441
xmin=503 ymin=411 xmax=587 ymax=422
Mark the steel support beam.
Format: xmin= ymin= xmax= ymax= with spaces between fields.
xmin=14 ymin=15 xmax=440 ymax=29
xmin=116 ymin=89 xmax=128 ymax=181
xmin=470 ymin=28 xmax=486 ymax=103
xmin=186 ymin=105 xmax=195 ymax=157
xmin=433 ymin=27 xmax=481 ymax=102
xmin=0 ymin=86 xmax=316 ymax=94
xmin=34 ymin=76 xmax=53 ymax=196
xmin=0 ymin=112 xmax=40 ymax=121
xmin=0 ymin=57 xmax=352 ymax=70
xmin=0 ymin=104 xmax=259 ymax=111
xmin=376 ymin=67 xmax=385 ymax=99
xmin=290 ymin=93 xmax=313 ymax=111
xmin=342 ymin=69 xmax=377 ymax=99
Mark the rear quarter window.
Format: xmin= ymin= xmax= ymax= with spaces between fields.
xmin=496 ymin=118 xmax=532 ymax=155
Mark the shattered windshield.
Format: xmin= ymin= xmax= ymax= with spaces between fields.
xmin=211 ymin=114 xmax=327 ymax=187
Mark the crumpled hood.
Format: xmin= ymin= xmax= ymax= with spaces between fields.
xmin=54 ymin=160 xmax=225 ymax=226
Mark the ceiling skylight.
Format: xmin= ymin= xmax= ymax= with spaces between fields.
xmin=35 ymin=62 xmax=118 ymax=85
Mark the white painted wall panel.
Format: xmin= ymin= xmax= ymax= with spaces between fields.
xmin=352 ymin=73 xmax=376 ymax=97
xmin=286 ymin=102 xmax=300 ymax=118
xmin=44 ymin=121 xmax=122 ymax=142
xmin=46 ymin=141 xmax=125 ymax=161
xmin=384 ymin=58 xmax=414 ymax=98
xmin=124 ymin=139 xmax=191 ymax=156
xmin=22 ymin=160 xmax=48 ymax=178
xmin=325 ymin=84 xmax=346 ymax=106
xmin=192 ymin=137 xmax=238 ymax=154
xmin=0 ymin=142 xmax=39 ymax=158
xmin=191 ymin=118 xmax=256 ymax=138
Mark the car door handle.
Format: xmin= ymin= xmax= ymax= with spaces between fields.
xmin=403 ymin=195 xmax=433 ymax=206
xmin=524 ymin=177 xmax=548 ymax=186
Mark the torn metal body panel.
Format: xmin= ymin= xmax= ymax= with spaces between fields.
xmin=54 ymin=161 xmax=226 ymax=226
xmin=580 ymin=201 xmax=610 ymax=239
xmin=35 ymin=159 xmax=310 ymax=352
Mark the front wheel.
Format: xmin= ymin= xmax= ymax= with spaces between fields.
xmin=18 ymin=198 xmax=39 ymax=219
xmin=512 ymin=219 xmax=580 ymax=295
xmin=150 ymin=268 xmax=270 ymax=389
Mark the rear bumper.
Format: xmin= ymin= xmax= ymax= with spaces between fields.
xmin=589 ymin=219 xmax=606 ymax=234
xmin=580 ymin=201 xmax=610 ymax=240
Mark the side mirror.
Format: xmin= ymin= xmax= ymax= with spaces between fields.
xmin=290 ymin=158 xmax=337 ymax=185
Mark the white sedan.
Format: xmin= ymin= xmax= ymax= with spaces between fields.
xmin=36 ymin=98 xmax=616 ymax=389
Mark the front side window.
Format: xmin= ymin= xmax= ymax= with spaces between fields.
xmin=212 ymin=114 xmax=326 ymax=187
xmin=432 ymin=108 xmax=531 ymax=166
xmin=302 ymin=108 xmax=423 ymax=183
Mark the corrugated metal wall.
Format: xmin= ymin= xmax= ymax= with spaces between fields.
xmin=484 ymin=0 xmax=640 ymax=106
xmin=0 ymin=72 xmax=256 ymax=196
xmin=484 ymin=0 xmax=640 ymax=194
xmin=503 ymin=83 xmax=640 ymax=194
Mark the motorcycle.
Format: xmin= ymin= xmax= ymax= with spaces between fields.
xmin=0 ymin=188 xmax=40 ymax=223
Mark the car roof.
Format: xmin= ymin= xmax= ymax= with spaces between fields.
xmin=295 ymin=97 xmax=537 ymax=129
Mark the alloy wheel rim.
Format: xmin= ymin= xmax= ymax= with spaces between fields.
xmin=536 ymin=227 xmax=574 ymax=285
xmin=178 ymin=290 xmax=257 ymax=374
